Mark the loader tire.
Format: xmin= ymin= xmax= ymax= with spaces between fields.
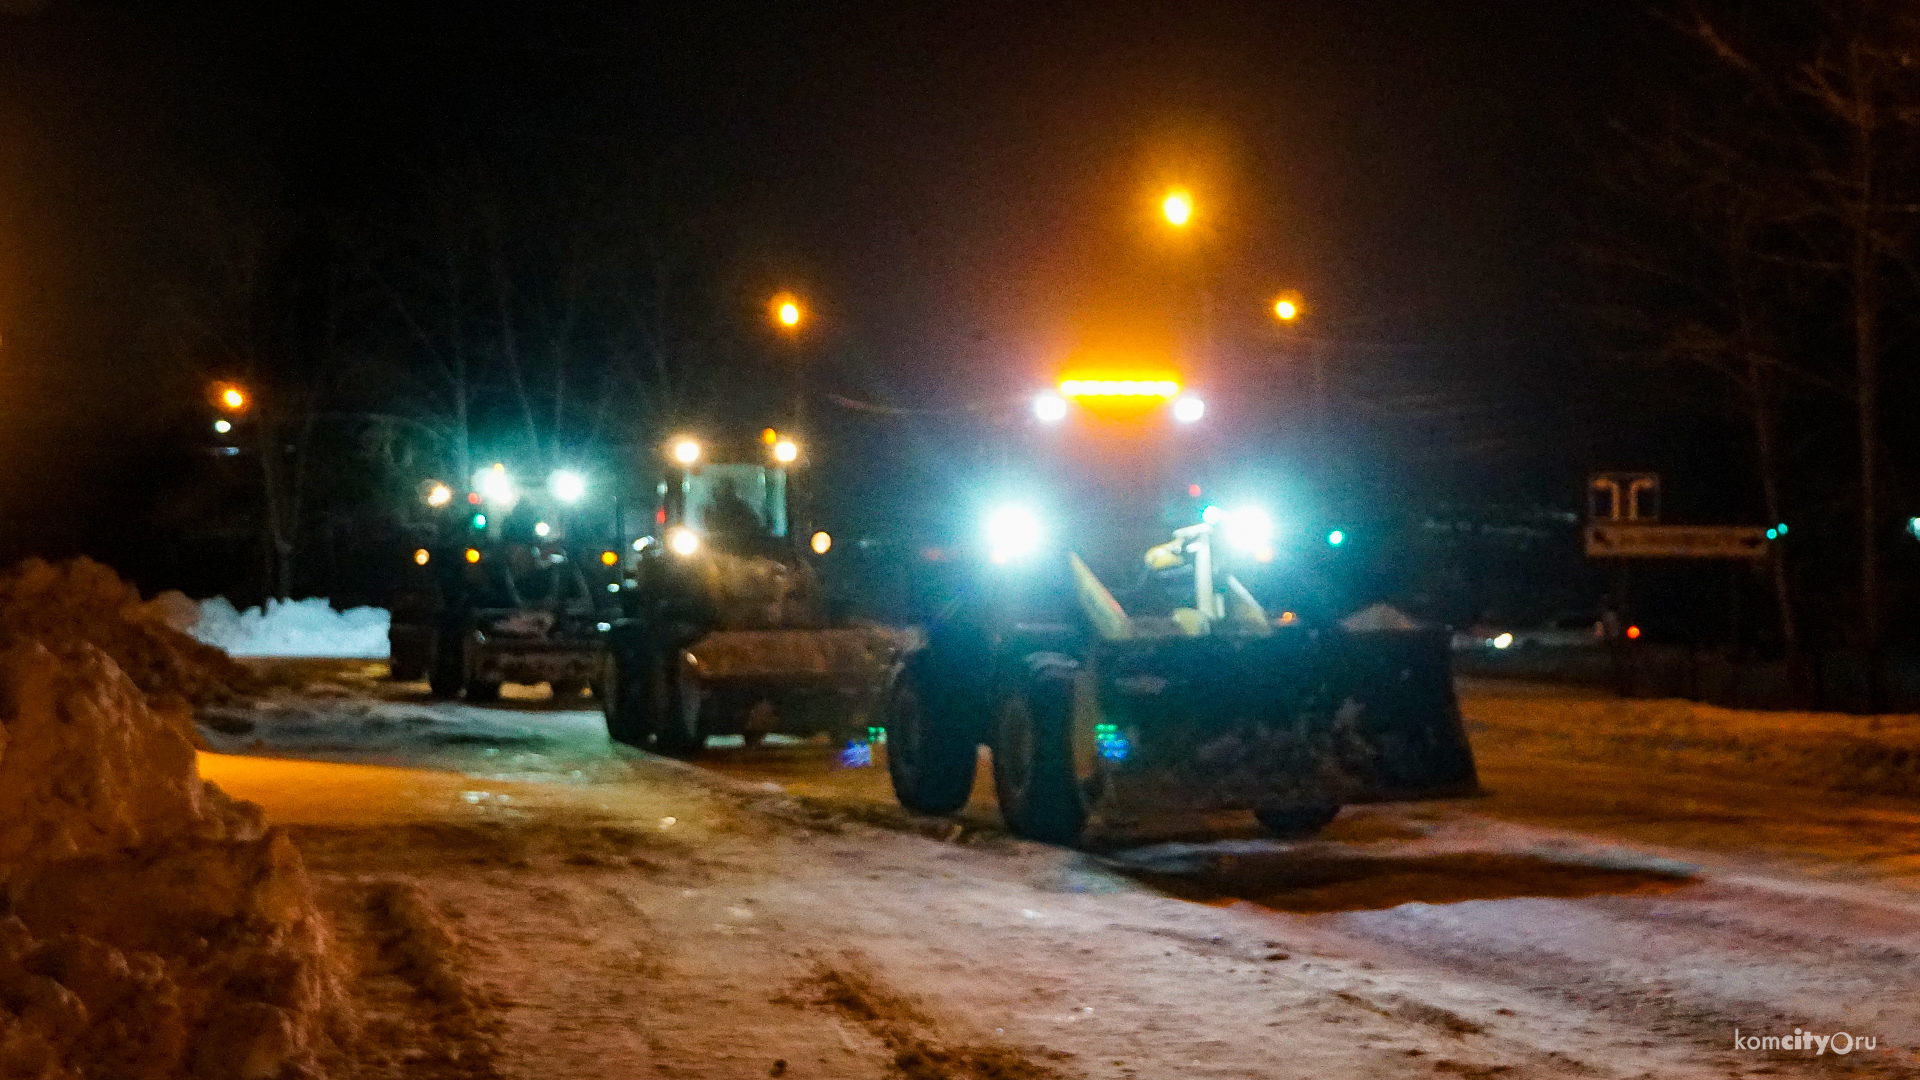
xmin=885 ymin=659 xmax=976 ymax=815
xmin=601 ymin=648 xmax=650 ymax=747
xmin=650 ymin=651 xmax=706 ymax=758
xmin=1254 ymin=801 xmax=1341 ymax=839
xmin=991 ymin=657 xmax=1087 ymax=845
xmin=464 ymin=677 xmax=503 ymax=703
xmin=427 ymin=618 xmax=467 ymax=700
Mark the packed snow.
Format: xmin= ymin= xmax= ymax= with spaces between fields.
xmin=189 ymin=596 xmax=391 ymax=659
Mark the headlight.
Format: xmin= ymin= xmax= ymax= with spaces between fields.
xmin=985 ymin=505 xmax=1043 ymax=564
xmin=1172 ymin=395 xmax=1205 ymax=424
xmin=1221 ymin=506 xmax=1274 ymax=554
xmin=1032 ymin=392 xmax=1068 ymax=423
xmin=476 ymin=463 xmax=516 ymax=508
xmin=666 ymin=526 xmax=701 ymax=557
xmin=548 ymin=469 xmax=586 ymax=503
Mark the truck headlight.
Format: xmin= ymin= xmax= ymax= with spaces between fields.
xmin=985 ymin=505 xmax=1043 ymax=565
xmin=667 ymin=526 xmax=701 ymax=557
xmin=1221 ymin=506 xmax=1274 ymax=554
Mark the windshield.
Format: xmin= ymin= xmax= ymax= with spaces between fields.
xmin=682 ymin=463 xmax=788 ymax=538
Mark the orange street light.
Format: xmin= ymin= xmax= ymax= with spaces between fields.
xmin=1161 ymin=188 xmax=1194 ymax=228
xmin=770 ymin=292 xmax=804 ymax=331
xmin=1272 ymin=291 xmax=1304 ymax=322
xmin=213 ymin=382 xmax=249 ymax=412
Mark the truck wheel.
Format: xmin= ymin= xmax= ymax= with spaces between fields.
xmin=1254 ymin=802 xmax=1341 ymax=839
xmin=885 ymin=659 xmax=976 ymax=815
xmin=990 ymin=657 xmax=1087 ymax=845
xmin=464 ymin=677 xmax=503 ymax=703
xmin=550 ymin=677 xmax=588 ymax=699
xmin=427 ymin=619 xmax=466 ymax=699
xmin=650 ymin=651 xmax=707 ymax=758
xmin=388 ymin=624 xmax=432 ymax=682
xmin=602 ymin=649 xmax=649 ymax=747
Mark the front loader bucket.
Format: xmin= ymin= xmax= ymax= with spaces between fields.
xmin=1317 ymin=628 xmax=1480 ymax=802
xmin=1086 ymin=625 xmax=1478 ymax=814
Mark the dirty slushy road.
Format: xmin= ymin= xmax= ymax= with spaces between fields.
xmin=198 ymin=668 xmax=1920 ymax=1078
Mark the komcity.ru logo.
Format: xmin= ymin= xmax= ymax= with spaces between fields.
xmin=1733 ymin=1028 xmax=1878 ymax=1055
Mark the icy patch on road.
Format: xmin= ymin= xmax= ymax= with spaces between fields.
xmin=199 ymin=696 xmax=624 ymax=781
xmin=188 ymin=595 xmax=391 ymax=658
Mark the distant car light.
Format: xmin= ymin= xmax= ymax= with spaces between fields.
xmin=811 ymin=530 xmax=832 ymax=555
xmin=1033 ymin=392 xmax=1069 ymax=422
xmin=413 ymin=548 xmax=430 ymax=566
xmin=1626 ymin=624 xmax=1642 ymax=640
xmin=1172 ymin=396 xmax=1205 ymax=424
xmin=600 ymin=550 xmax=619 ymax=566
xmin=464 ymin=548 xmax=481 ymax=564
xmin=549 ymin=469 xmax=586 ymax=504
xmin=212 ymin=419 xmax=232 ymax=435
xmin=985 ymin=505 xmax=1043 ymax=564
xmin=425 ymin=482 xmax=452 ymax=507
xmin=1327 ymin=529 xmax=1345 ymax=546
xmin=1492 ymin=632 xmax=1514 ymax=649
xmin=773 ymin=439 xmax=799 ymax=463
xmin=534 ymin=521 xmax=551 ymax=538
xmin=667 ymin=526 xmax=701 ymax=557
xmin=671 ymin=438 xmax=701 ymax=465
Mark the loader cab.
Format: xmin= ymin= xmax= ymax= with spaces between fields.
xmin=653 ymin=432 xmax=801 ymax=558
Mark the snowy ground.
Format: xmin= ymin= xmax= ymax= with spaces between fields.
xmin=196 ymin=668 xmax=1920 ymax=1078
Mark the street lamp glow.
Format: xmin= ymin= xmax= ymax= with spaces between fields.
xmin=667 ymin=526 xmax=701 ymax=557
xmin=1172 ymin=396 xmax=1205 ymax=424
xmin=548 ymin=469 xmax=586 ymax=504
xmin=671 ymin=438 xmax=701 ymax=465
xmin=1033 ymin=392 xmax=1069 ymax=423
xmin=425 ymin=482 xmax=453 ymax=507
xmin=773 ymin=439 xmax=799 ymax=463
xmin=811 ymin=530 xmax=832 ymax=555
xmin=1274 ymin=298 xmax=1298 ymax=321
xmin=534 ymin=521 xmax=552 ymax=538
xmin=771 ymin=292 xmax=804 ymax=330
xmin=1161 ymin=188 xmax=1193 ymax=227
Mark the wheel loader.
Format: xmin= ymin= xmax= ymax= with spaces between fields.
xmin=881 ymin=373 xmax=1480 ymax=843
xmin=598 ymin=432 xmax=898 ymax=753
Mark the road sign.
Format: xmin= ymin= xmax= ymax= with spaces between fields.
xmin=1589 ymin=472 xmax=1660 ymax=522
xmin=1584 ymin=523 xmax=1770 ymax=560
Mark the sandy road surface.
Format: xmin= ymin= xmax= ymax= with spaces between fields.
xmin=196 ymin=671 xmax=1920 ymax=1077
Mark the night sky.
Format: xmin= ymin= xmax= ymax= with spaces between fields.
xmin=0 ymin=1 xmax=1655 ymax=580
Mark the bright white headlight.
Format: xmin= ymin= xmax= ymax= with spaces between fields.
xmin=1221 ymin=506 xmax=1274 ymax=553
xmin=548 ymin=469 xmax=586 ymax=504
xmin=1033 ymin=393 xmax=1068 ymax=423
xmin=666 ymin=526 xmax=701 ymax=557
xmin=985 ymin=505 xmax=1043 ymax=564
xmin=1172 ymin=395 xmax=1205 ymax=424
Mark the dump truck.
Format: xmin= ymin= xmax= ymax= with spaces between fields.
xmin=389 ymin=468 xmax=624 ymax=701
xmin=598 ymin=432 xmax=897 ymax=752
xmin=880 ymin=374 xmax=1480 ymax=843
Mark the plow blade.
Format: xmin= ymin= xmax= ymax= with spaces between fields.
xmin=1316 ymin=628 xmax=1480 ymax=801
xmin=1091 ymin=626 xmax=1479 ymax=812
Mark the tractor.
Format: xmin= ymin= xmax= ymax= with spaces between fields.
xmin=879 ymin=372 xmax=1480 ymax=843
xmin=597 ymin=431 xmax=897 ymax=752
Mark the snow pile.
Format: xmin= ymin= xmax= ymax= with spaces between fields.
xmin=0 ymin=640 xmax=350 ymax=1080
xmin=0 ymin=558 xmax=252 ymax=710
xmin=1463 ymin=682 xmax=1920 ymax=798
xmin=189 ymin=597 xmax=391 ymax=659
